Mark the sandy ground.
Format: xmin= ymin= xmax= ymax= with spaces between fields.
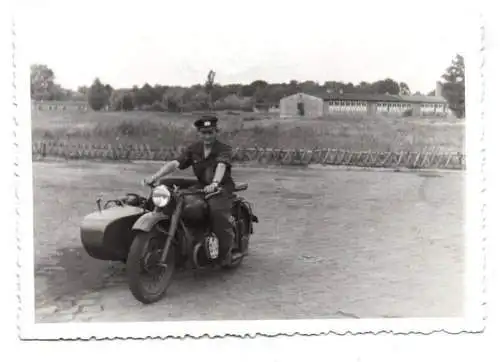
xmin=32 ymin=161 xmax=465 ymax=323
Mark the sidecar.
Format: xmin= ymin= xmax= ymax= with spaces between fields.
xmin=79 ymin=179 xmax=197 ymax=262
xmin=80 ymin=201 xmax=148 ymax=262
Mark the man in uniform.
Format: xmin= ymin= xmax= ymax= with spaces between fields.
xmin=143 ymin=115 xmax=237 ymax=266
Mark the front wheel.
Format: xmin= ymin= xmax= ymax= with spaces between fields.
xmin=126 ymin=229 xmax=176 ymax=304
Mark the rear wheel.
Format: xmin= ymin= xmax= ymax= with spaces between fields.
xmin=126 ymin=229 xmax=176 ymax=304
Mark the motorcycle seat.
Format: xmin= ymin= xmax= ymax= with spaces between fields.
xmin=234 ymin=183 xmax=248 ymax=192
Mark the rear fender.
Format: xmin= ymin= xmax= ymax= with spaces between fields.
xmin=132 ymin=211 xmax=171 ymax=233
xmin=234 ymin=198 xmax=258 ymax=234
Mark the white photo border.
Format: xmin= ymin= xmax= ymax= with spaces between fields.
xmin=13 ymin=4 xmax=487 ymax=340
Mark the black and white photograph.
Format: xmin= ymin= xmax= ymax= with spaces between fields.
xmin=14 ymin=0 xmax=485 ymax=340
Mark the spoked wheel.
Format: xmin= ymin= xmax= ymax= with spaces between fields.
xmin=126 ymin=229 xmax=176 ymax=304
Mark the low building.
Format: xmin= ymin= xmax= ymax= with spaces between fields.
xmin=279 ymin=92 xmax=325 ymax=118
xmin=279 ymin=81 xmax=450 ymax=118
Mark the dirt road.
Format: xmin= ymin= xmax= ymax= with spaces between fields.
xmin=33 ymin=161 xmax=464 ymax=322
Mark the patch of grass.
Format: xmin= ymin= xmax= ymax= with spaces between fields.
xmin=31 ymin=110 xmax=465 ymax=153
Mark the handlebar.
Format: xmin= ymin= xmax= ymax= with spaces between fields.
xmin=144 ymin=179 xmax=222 ymax=200
xmin=143 ymin=179 xmax=157 ymax=188
xmin=182 ymin=188 xmax=222 ymax=200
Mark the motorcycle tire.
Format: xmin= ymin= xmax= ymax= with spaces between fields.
xmin=126 ymin=229 xmax=176 ymax=304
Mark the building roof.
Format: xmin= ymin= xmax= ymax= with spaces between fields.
xmin=323 ymin=92 xmax=401 ymax=102
xmin=299 ymin=91 xmax=447 ymax=104
xmin=397 ymin=94 xmax=447 ymax=103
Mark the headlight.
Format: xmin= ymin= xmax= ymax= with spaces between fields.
xmin=152 ymin=185 xmax=171 ymax=207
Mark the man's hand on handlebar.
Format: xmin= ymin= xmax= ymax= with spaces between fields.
xmin=203 ymin=182 xmax=219 ymax=194
xmin=141 ymin=176 xmax=156 ymax=187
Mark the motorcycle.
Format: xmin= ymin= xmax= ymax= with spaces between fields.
xmin=80 ymin=177 xmax=259 ymax=304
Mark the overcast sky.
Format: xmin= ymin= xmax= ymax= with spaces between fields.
xmin=21 ymin=0 xmax=471 ymax=94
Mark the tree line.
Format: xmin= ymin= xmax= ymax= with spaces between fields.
xmin=30 ymin=54 xmax=465 ymax=117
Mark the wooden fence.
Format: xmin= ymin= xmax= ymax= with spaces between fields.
xmin=32 ymin=141 xmax=465 ymax=170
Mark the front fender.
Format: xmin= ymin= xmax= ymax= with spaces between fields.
xmin=132 ymin=211 xmax=170 ymax=233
